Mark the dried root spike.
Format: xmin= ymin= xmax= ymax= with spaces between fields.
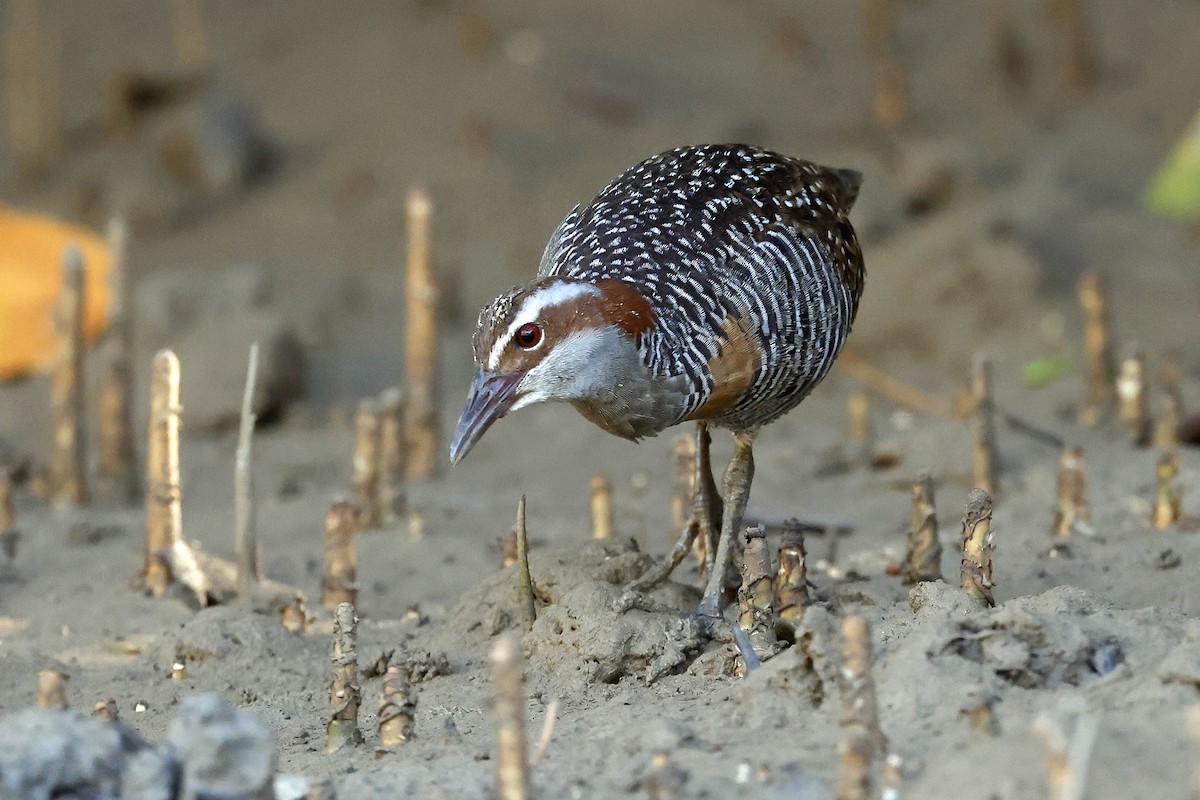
xmin=902 ymin=471 xmax=942 ymax=583
xmin=91 ymin=699 xmax=118 ymax=722
xmin=1046 ymin=0 xmax=1098 ymax=94
xmin=50 ymin=245 xmax=89 ymax=507
xmin=1077 ymin=273 xmax=1115 ymax=426
xmin=142 ymin=350 xmax=183 ymax=598
xmin=326 ymin=602 xmax=364 ymax=752
xmin=837 ymin=613 xmax=886 ymax=800
xmin=280 ymin=594 xmax=310 ymax=634
xmin=0 ymin=471 xmax=10 ymax=529
xmin=352 ymin=400 xmax=383 ymax=529
xmin=489 ymin=634 xmax=529 ymax=800
xmin=36 ymin=669 xmax=68 ymax=710
xmin=669 ymin=434 xmax=695 ymax=540
xmin=959 ymin=489 xmax=995 ymax=607
xmin=774 ymin=519 xmax=810 ymax=640
xmin=847 ymin=389 xmax=872 ymax=445
xmin=863 ymin=0 xmax=907 ymax=128
xmin=321 ymin=499 xmax=358 ymax=609
xmin=736 ymin=524 xmax=776 ymax=659
xmin=403 ymin=187 xmax=442 ymax=480
xmin=378 ymin=387 xmax=408 ymax=524
xmin=1032 ymin=701 xmax=1099 ymax=800
xmin=377 ymin=664 xmax=416 ymax=748
xmin=1116 ymin=345 xmax=1150 ymax=447
xmin=971 ymin=354 xmax=999 ymax=495
xmin=590 ymin=474 xmax=614 ymax=540
xmin=1052 ymin=447 xmax=1088 ymax=538
xmin=1152 ymin=449 xmax=1182 ymax=531
xmin=97 ymin=217 xmax=139 ymax=504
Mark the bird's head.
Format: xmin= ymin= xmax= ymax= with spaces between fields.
xmin=449 ymin=276 xmax=654 ymax=464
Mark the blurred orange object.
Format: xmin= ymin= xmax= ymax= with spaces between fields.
xmin=0 ymin=206 xmax=112 ymax=380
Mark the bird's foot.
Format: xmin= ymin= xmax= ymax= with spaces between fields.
xmin=687 ymin=596 xmax=725 ymax=638
xmin=684 ymin=602 xmax=762 ymax=672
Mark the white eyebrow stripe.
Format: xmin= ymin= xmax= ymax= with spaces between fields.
xmin=487 ymin=282 xmax=601 ymax=370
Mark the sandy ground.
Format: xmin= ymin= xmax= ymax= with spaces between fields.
xmin=2 ymin=1 xmax=1200 ymax=798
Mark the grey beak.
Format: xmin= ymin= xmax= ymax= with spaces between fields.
xmin=449 ymin=369 xmax=524 ymax=465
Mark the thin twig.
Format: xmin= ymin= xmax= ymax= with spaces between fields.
xmin=530 ymin=698 xmax=559 ymax=766
xmin=516 ymin=495 xmax=536 ymax=632
xmin=235 ymin=343 xmax=261 ymax=591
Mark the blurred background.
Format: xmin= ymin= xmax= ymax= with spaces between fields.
xmin=1 ymin=0 xmax=1198 ymax=435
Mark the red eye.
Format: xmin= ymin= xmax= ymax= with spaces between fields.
xmin=515 ymin=323 xmax=542 ymax=349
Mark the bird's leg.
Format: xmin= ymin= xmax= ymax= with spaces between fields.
xmin=697 ymin=429 xmax=757 ymax=620
xmin=628 ymin=423 xmax=722 ymax=592
xmin=692 ymin=422 xmax=723 ymax=580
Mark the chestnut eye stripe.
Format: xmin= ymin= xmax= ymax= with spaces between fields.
xmin=487 ymin=282 xmax=599 ymax=369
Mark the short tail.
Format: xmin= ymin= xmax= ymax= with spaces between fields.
xmin=832 ymin=168 xmax=863 ymax=210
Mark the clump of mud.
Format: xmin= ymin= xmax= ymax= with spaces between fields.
xmin=437 ymin=538 xmax=710 ymax=688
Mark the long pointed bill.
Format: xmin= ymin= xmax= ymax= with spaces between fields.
xmin=449 ymin=369 xmax=525 ymax=465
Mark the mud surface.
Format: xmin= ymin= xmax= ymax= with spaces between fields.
xmin=2 ymin=2 xmax=1200 ymax=798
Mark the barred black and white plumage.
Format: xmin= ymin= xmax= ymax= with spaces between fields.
xmin=451 ymin=143 xmax=866 ymax=617
xmin=537 ymin=143 xmax=864 ymax=433
xmin=451 ymin=143 xmax=864 ymax=462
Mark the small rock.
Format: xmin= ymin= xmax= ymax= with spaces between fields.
xmin=1146 ymin=547 xmax=1182 ymax=570
xmin=273 ymin=773 xmax=312 ymax=800
xmin=122 ymin=747 xmax=179 ymax=800
xmin=1088 ymin=638 xmax=1123 ymax=676
xmin=172 ymin=311 xmax=306 ymax=430
xmin=908 ymin=581 xmax=980 ymax=617
xmin=193 ymin=96 xmax=276 ymax=194
xmin=0 ymin=709 xmax=172 ymax=800
xmin=167 ymin=605 xmax=288 ymax=662
xmin=166 ymin=693 xmax=275 ymax=800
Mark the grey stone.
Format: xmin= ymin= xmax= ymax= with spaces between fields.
xmin=166 ymin=693 xmax=275 ymax=800
xmin=172 ymin=311 xmax=306 ymax=430
xmin=122 ymin=748 xmax=179 ymax=800
xmin=272 ymin=773 xmax=312 ymax=800
xmin=0 ymin=709 xmax=167 ymax=800
xmin=193 ymin=94 xmax=277 ymax=194
xmin=164 ymin=604 xmax=302 ymax=665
